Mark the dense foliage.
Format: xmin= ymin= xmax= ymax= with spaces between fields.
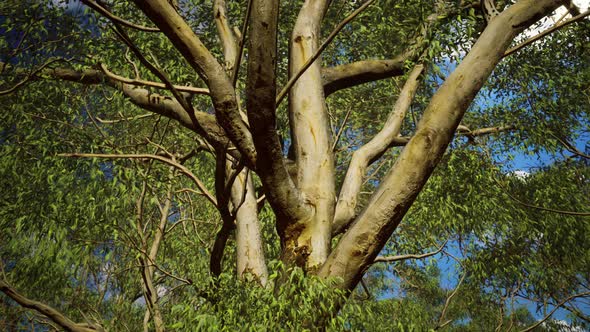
xmin=1 ymin=0 xmax=589 ymax=330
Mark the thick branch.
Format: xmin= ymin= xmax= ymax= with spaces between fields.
xmin=333 ymin=64 xmax=423 ymax=235
xmin=319 ymin=0 xmax=566 ymax=291
xmin=131 ymin=0 xmax=257 ymax=167
xmin=322 ymin=55 xmax=409 ymax=96
xmin=213 ymin=0 xmax=238 ymax=72
xmin=276 ymin=0 xmax=375 ymax=105
xmin=0 ymin=280 xmax=99 ymax=332
xmin=247 ymin=0 xmax=310 ymax=226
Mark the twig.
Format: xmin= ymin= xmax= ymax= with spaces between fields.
xmin=435 ymin=251 xmax=466 ymax=330
xmin=331 ymin=107 xmax=353 ymax=151
xmin=0 ymin=58 xmax=67 ymax=96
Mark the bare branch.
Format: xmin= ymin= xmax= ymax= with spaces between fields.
xmin=80 ymin=0 xmax=161 ymax=32
xmin=59 ymin=152 xmax=218 ymax=207
xmin=213 ymin=0 xmax=238 ymax=72
xmin=96 ymin=113 xmax=155 ymax=124
xmin=131 ymin=0 xmax=257 ymax=167
xmin=246 ymin=0 xmax=310 ymax=226
xmin=231 ymin=0 xmax=253 ymax=86
xmin=550 ymin=133 xmax=590 ymax=159
xmin=373 ymin=240 xmax=447 ymax=264
xmin=0 ymin=279 xmax=100 ymax=332
xmin=435 ymin=251 xmax=466 ymax=330
xmin=322 ymin=56 xmax=409 ymax=97
xmin=519 ymin=292 xmax=590 ymax=332
xmin=99 ymin=63 xmax=209 ymax=95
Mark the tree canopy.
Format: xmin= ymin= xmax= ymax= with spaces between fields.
xmin=1 ymin=0 xmax=589 ymax=330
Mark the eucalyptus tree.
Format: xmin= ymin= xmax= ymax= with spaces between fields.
xmin=1 ymin=0 xmax=589 ymax=330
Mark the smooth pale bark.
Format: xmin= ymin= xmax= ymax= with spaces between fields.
xmin=319 ymin=0 xmax=566 ymax=291
xmin=287 ymin=0 xmax=335 ymax=270
xmin=246 ymin=0 xmax=311 ymax=230
xmin=229 ymin=168 xmax=269 ymax=285
xmin=333 ymin=64 xmax=424 ymax=235
xmin=213 ymin=0 xmax=238 ymax=72
xmin=213 ymin=0 xmax=268 ymax=284
xmin=132 ymin=0 xmax=257 ymax=167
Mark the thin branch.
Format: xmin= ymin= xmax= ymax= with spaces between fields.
xmin=59 ymin=152 xmax=217 ymax=207
xmin=373 ymin=240 xmax=447 ymax=264
xmin=80 ymin=0 xmax=161 ymax=32
xmin=275 ymin=0 xmax=375 ymax=106
xmin=500 ymin=183 xmax=590 ymax=216
xmin=504 ymin=9 xmax=590 ymax=58
xmin=331 ymin=107 xmax=353 ymax=151
xmin=550 ymin=133 xmax=590 ymax=159
xmin=231 ymin=0 xmax=253 ymax=86
xmin=435 ymin=251 xmax=466 ymax=330
xmin=0 ymin=58 xmax=67 ymax=96
xmin=519 ymin=291 xmax=590 ymax=332
xmin=96 ymin=113 xmax=155 ymax=124
xmin=99 ymin=63 xmax=209 ymax=95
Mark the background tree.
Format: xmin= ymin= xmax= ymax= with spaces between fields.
xmin=1 ymin=0 xmax=589 ymax=330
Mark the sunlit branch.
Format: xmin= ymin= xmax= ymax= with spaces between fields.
xmin=96 ymin=113 xmax=155 ymax=124
xmin=80 ymin=0 xmax=161 ymax=32
xmin=373 ymin=240 xmax=447 ymax=264
xmin=59 ymin=152 xmax=218 ymax=208
xmin=333 ymin=64 xmax=423 ymax=235
xmin=504 ymin=9 xmax=590 ymax=58
xmin=276 ymin=0 xmax=376 ymax=106
xmin=99 ymin=63 xmax=210 ymax=95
